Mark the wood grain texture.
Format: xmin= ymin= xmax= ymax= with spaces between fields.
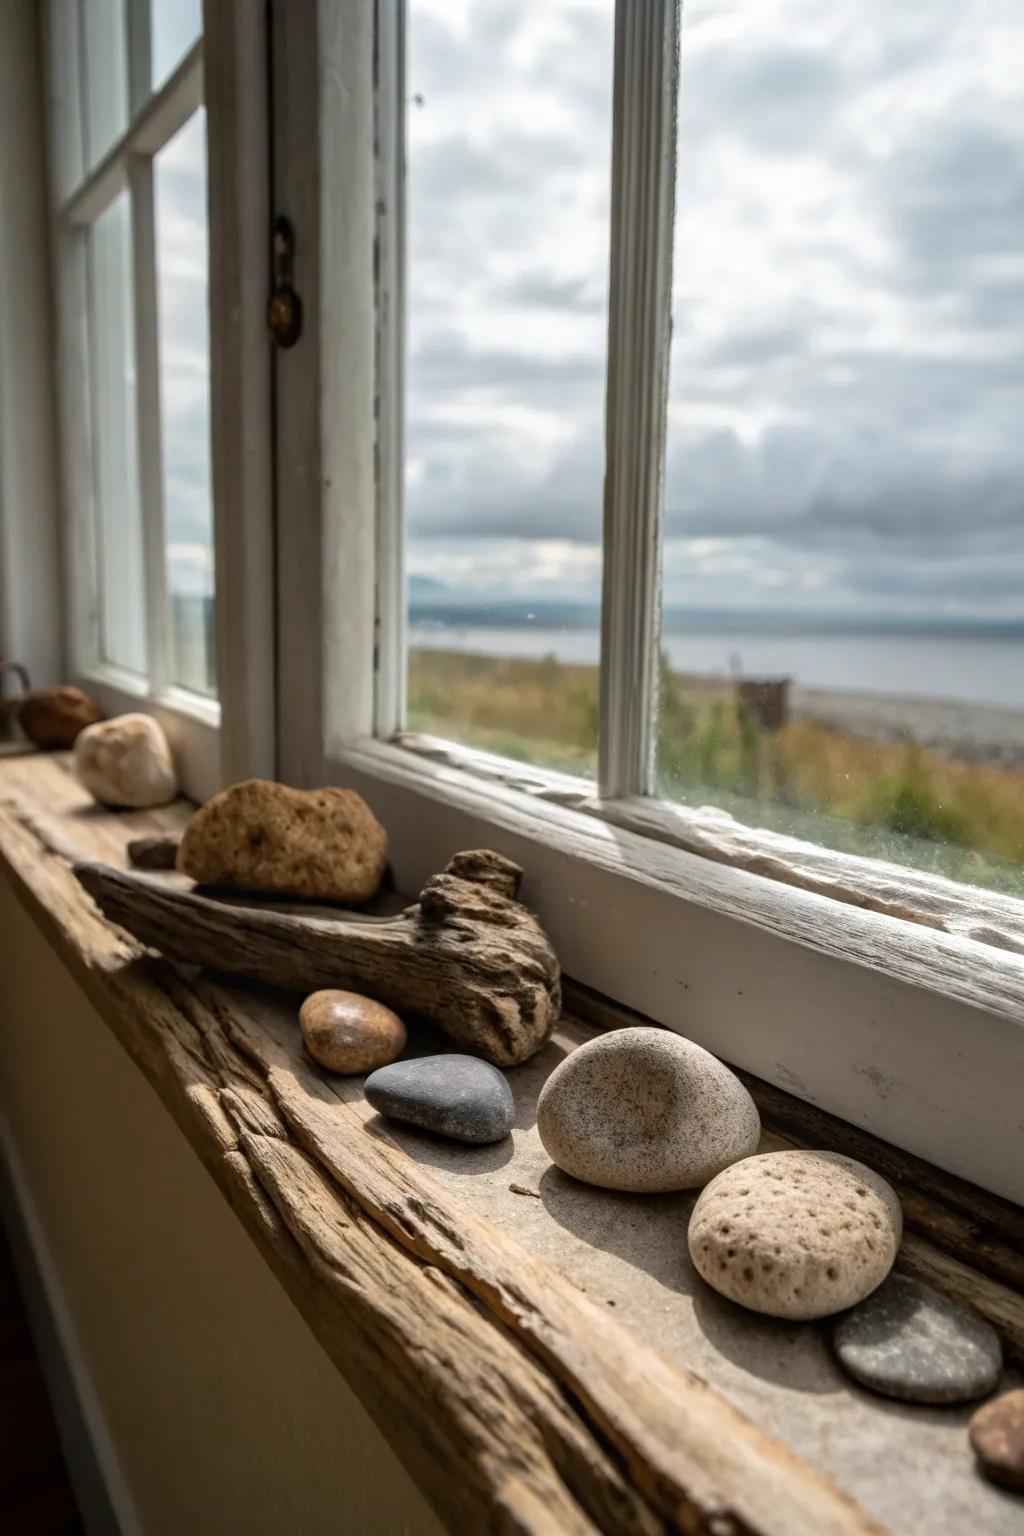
xmin=74 ymin=847 xmax=561 ymax=1066
xmin=0 ymin=754 xmax=891 ymax=1536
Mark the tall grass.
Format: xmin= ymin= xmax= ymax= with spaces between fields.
xmin=407 ymin=647 xmax=1024 ymax=894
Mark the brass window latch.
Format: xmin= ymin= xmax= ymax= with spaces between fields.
xmin=267 ymin=215 xmax=303 ymax=348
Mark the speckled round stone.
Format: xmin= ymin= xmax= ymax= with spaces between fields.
xmin=299 ymin=990 xmax=406 ymax=1075
xmin=536 ymin=1027 xmax=760 ymax=1193
xmin=970 ymin=1389 xmax=1024 ymax=1491
xmin=833 ymin=1274 xmax=1002 ymax=1404
xmin=689 ymin=1150 xmax=902 ymax=1320
xmin=364 ymin=1055 xmax=514 ymax=1143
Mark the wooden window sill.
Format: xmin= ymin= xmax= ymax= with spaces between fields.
xmin=0 ymin=751 xmax=1022 ymax=1536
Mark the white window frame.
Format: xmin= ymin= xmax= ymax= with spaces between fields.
xmin=269 ymin=0 xmax=1024 ymax=1206
xmin=43 ymin=0 xmax=274 ymax=800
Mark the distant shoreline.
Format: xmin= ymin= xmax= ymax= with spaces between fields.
xmin=409 ymin=635 xmax=1024 ymax=768
xmin=408 ymin=605 xmax=1024 ymax=642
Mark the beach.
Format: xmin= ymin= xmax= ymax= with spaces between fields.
xmin=409 ymin=623 xmax=1024 ymax=769
xmin=793 ymin=688 xmax=1024 ymax=769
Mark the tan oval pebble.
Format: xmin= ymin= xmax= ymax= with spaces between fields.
xmin=299 ymin=990 xmax=406 ymax=1074
xmin=969 ymin=1389 xmax=1024 ymax=1491
xmin=688 ymin=1150 xmax=901 ymax=1320
xmin=536 ymin=1027 xmax=760 ymax=1193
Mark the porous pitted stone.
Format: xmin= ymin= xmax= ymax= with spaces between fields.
xmin=833 ymin=1274 xmax=1002 ymax=1403
xmin=364 ymin=1055 xmax=515 ymax=1143
xmin=688 ymin=1150 xmax=901 ymax=1320
xmin=176 ymin=778 xmax=387 ymax=903
xmin=969 ymin=1389 xmax=1024 ymax=1491
xmin=300 ymin=989 xmax=407 ymax=1074
xmin=74 ymin=714 xmax=178 ymax=808
xmin=19 ymin=685 xmax=102 ymax=748
xmin=536 ymin=1027 xmax=760 ymax=1193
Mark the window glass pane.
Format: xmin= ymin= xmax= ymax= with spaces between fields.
xmin=656 ymin=1 xmax=1024 ymax=895
xmin=81 ymin=0 xmax=128 ymax=169
xmin=89 ymin=192 xmax=146 ymax=674
xmin=151 ymin=0 xmax=202 ymax=90
xmin=403 ymin=0 xmax=614 ymax=775
xmin=154 ymin=107 xmax=216 ymax=697
xmin=48 ymin=0 xmax=85 ymax=201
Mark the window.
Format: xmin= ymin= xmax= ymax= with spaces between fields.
xmin=47 ymin=0 xmax=216 ymax=789
xmin=273 ymin=0 xmax=1024 ymax=1201
xmin=24 ymin=1 xmax=1021 ymax=1199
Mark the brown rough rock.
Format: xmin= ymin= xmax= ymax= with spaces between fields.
xmin=127 ymin=833 xmax=180 ymax=870
xmin=19 ymin=686 xmax=101 ymax=748
xmin=177 ymin=778 xmax=388 ymax=904
xmin=969 ymin=1389 xmax=1024 ymax=1491
xmin=299 ymin=989 xmax=407 ymax=1074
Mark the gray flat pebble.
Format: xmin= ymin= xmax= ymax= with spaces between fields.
xmin=364 ymin=1055 xmax=515 ymax=1144
xmin=833 ymin=1274 xmax=1002 ymax=1404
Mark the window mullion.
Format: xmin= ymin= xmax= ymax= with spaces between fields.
xmin=597 ymin=0 xmax=679 ymax=800
xmin=373 ymin=0 xmax=407 ymax=741
xmin=203 ymin=0 xmax=276 ymax=783
xmin=128 ymin=153 xmax=169 ymax=696
xmin=59 ymin=43 xmax=203 ymax=230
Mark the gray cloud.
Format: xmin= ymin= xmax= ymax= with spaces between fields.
xmin=403 ymin=0 xmax=1024 ymax=619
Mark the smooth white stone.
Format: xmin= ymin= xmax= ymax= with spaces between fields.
xmin=536 ymin=1026 xmax=760 ymax=1193
xmin=74 ymin=713 xmax=178 ymax=809
xmin=688 ymin=1150 xmax=902 ymax=1320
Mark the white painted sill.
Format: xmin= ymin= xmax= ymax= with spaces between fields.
xmin=328 ymin=734 xmax=1024 ymax=1205
xmin=392 ymin=730 xmax=1024 ymax=951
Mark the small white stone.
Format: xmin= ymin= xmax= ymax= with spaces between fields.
xmin=688 ymin=1150 xmax=902 ymax=1320
xmin=536 ymin=1027 xmax=761 ymax=1192
xmin=74 ymin=713 xmax=178 ymax=809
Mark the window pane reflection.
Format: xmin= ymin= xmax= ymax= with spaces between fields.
xmin=154 ymin=108 xmax=216 ymax=697
xmin=89 ymin=193 xmax=146 ymax=675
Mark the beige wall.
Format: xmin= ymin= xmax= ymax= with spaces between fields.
xmin=0 ymin=880 xmax=442 ymax=1536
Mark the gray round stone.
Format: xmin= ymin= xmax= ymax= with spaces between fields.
xmin=536 ymin=1027 xmax=760 ymax=1192
xmin=833 ymin=1274 xmax=1003 ymax=1404
xmin=363 ymin=1055 xmax=515 ymax=1144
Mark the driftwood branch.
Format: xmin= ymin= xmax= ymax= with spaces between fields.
xmin=74 ymin=848 xmax=561 ymax=1066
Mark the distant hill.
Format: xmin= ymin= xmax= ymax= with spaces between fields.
xmin=406 ymin=593 xmax=1024 ymax=640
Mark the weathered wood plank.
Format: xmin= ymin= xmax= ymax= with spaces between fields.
xmin=0 ymin=756 xmax=889 ymax=1534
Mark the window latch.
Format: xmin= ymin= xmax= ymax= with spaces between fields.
xmin=267 ymin=216 xmax=303 ymax=348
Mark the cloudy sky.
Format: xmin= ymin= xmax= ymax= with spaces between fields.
xmin=405 ymin=0 xmax=1024 ymax=622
